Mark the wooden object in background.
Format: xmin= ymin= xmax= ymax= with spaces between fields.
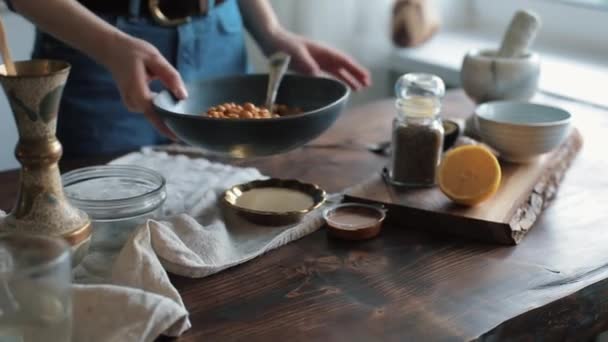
xmin=0 ymin=16 xmax=16 ymax=75
xmin=392 ymin=0 xmax=440 ymax=47
xmin=346 ymin=128 xmax=583 ymax=245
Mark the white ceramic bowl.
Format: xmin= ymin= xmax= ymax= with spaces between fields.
xmin=475 ymin=101 xmax=572 ymax=163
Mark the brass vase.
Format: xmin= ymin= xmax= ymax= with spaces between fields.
xmin=0 ymin=60 xmax=91 ymax=263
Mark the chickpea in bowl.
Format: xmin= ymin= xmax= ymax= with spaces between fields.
xmin=204 ymin=102 xmax=302 ymax=119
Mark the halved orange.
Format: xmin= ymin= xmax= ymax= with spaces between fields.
xmin=438 ymin=145 xmax=501 ymax=206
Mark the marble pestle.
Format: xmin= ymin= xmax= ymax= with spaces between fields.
xmin=498 ymin=10 xmax=541 ymax=58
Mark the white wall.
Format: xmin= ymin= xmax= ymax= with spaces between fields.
xmin=0 ymin=11 xmax=35 ymax=171
xmin=470 ymin=0 xmax=608 ymax=62
xmin=247 ymin=0 xmax=472 ymax=105
xmin=246 ymin=0 xmax=396 ymax=106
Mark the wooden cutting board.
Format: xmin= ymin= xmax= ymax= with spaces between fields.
xmin=345 ymin=129 xmax=583 ymax=245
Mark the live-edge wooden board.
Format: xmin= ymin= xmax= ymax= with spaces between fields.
xmin=345 ymin=128 xmax=583 ymax=245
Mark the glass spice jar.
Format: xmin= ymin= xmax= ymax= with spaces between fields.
xmin=389 ymin=73 xmax=445 ymax=187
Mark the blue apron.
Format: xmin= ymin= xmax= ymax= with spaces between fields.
xmin=31 ymin=0 xmax=249 ymax=158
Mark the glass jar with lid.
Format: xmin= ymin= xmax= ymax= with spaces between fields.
xmin=389 ymin=73 xmax=445 ymax=187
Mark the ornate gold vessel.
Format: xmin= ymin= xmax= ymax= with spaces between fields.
xmin=0 ymin=60 xmax=91 ymax=263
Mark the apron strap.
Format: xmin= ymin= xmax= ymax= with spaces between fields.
xmin=207 ymin=0 xmax=217 ymax=14
xmin=129 ymin=0 xmax=142 ymax=18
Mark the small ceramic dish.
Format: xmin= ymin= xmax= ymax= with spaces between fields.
xmin=442 ymin=119 xmax=460 ymax=151
xmin=223 ymin=178 xmax=327 ymax=226
xmin=475 ymin=101 xmax=572 ymax=163
xmin=323 ymin=203 xmax=386 ymax=240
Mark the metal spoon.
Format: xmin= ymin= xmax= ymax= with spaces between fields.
xmin=265 ymin=52 xmax=291 ymax=113
xmin=304 ymin=141 xmax=392 ymax=156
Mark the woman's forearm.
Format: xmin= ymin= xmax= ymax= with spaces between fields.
xmin=11 ymin=0 xmax=129 ymax=66
xmin=238 ymin=0 xmax=283 ymax=55
xmin=11 ymin=0 xmax=188 ymax=133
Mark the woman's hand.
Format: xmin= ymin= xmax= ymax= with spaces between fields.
xmin=99 ymin=32 xmax=188 ymax=139
xmin=265 ymin=29 xmax=372 ymax=91
xmin=238 ymin=0 xmax=370 ymax=90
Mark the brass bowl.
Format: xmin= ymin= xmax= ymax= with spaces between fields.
xmin=222 ymin=178 xmax=327 ymax=226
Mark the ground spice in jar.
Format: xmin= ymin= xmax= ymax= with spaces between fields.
xmin=390 ymin=119 xmax=443 ymax=186
xmin=389 ymin=73 xmax=446 ymax=187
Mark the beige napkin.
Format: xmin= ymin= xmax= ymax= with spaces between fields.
xmin=1 ymin=147 xmax=326 ymax=342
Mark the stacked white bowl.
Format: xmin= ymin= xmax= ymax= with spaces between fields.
xmin=475 ymin=101 xmax=572 ymax=163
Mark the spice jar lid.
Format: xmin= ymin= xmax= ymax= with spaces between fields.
xmin=395 ymin=73 xmax=445 ymax=118
xmin=395 ymin=73 xmax=445 ymax=99
xmin=62 ymin=165 xmax=167 ymax=220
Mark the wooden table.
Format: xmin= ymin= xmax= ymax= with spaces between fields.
xmin=2 ymin=90 xmax=608 ymax=341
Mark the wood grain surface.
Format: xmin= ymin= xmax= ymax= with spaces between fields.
xmin=2 ymin=91 xmax=608 ymax=341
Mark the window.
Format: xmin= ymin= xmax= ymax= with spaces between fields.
xmin=390 ymin=0 xmax=608 ymax=107
xmin=470 ymin=0 xmax=608 ymax=59
xmin=564 ymin=0 xmax=608 ymax=8
xmin=470 ymin=0 xmax=608 ymax=106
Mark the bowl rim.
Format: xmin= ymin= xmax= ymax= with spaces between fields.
xmin=0 ymin=59 xmax=71 ymax=78
xmin=152 ymin=73 xmax=350 ymax=122
xmin=322 ymin=203 xmax=387 ymax=230
xmin=464 ymin=49 xmax=540 ymax=63
xmin=475 ymin=101 xmax=572 ymax=128
xmin=61 ymin=165 xmax=167 ymax=219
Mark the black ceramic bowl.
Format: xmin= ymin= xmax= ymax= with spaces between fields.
xmin=153 ymin=74 xmax=350 ymax=158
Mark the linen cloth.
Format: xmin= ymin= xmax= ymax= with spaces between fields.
xmin=0 ymin=146 xmax=327 ymax=342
